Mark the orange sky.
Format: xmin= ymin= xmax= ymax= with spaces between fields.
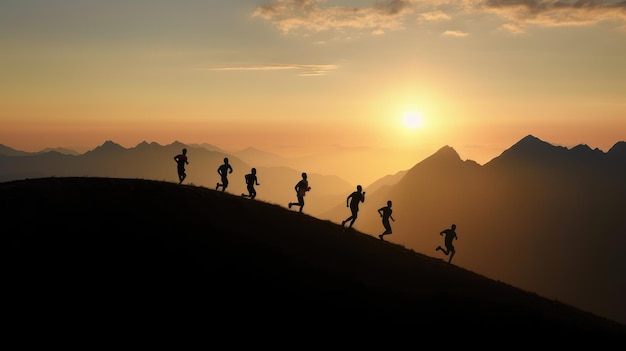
xmin=1 ymin=1 xmax=625 ymax=184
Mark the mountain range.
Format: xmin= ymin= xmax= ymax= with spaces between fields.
xmin=1 ymin=134 xmax=625 ymax=325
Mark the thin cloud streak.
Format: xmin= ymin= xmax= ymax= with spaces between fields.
xmin=418 ymin=10 xmax=452 ymax=23
xmin=480 ymin=0 xmax=626 ymax=32
xmin=252 ymin=0 xmax=415 ymax=34
xmin=252 ymin=0 xmax=626 ymax=35
xmin=442 ymin=30 xmax=470 ymax=37
xmin=195 ymin=63 xmax=338 ymax=76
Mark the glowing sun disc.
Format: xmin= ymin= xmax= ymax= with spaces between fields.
xmin=402 ymin=112 xmax=423 ymax=129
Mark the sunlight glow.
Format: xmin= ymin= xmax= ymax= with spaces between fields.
xmin=402 ymin=111 xmax=423 ymax=129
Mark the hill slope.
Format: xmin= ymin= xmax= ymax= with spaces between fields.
xmin=4 ymin=177 xmax=625 ymax=339
xmin=324 ymin=136 xmax=626 ymax=325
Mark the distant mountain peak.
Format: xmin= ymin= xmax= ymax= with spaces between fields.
xmin=411 ymin=145 xmax=464 ymax=171
xmin=498 ymin=135 xmax=562 ymax=160
xmin=0 ymin=144 xmax=32 ymax=156
xmin=40 ymin=147 xmax=80 ymax=156
xmin=133 ymin=141 xmax=165 ymax=151
xmin=425 ymin=145 xmax=461 ymax=162
xmin=169 ymin=141 xmax=188 ymax=149
xmin=571 ymin=144 xmax=592 ymax=152
xmin=513 ymin=134 xmax=553 ymax=150
xmin=608 ymin=141 xmax=626 ymax=156
xmin=86 ymin=140 xmax=126 ymax=154
xmin=485 ymin=135 xmax=626 ymax=169
xmin=520 ymin=134 xmax=541 ymax=143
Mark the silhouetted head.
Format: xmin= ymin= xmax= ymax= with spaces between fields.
xmin=387 ymin=200 xmax=392 ymax=207
xmin=224 ymin=157 xmax=229 ymax=163
xmin=251 ymin=168 xmax=256 ymax=174
xmin=357 ymin=185 xmax=362 ymax=192
xmin=451 ymin=224 xmax=456 ymax=230
xmin=302 ymin=172 xmax=307 ymax=179
xmin=182 ymin=148 xmax=187 ymax=154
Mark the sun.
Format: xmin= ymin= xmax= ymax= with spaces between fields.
xmin=402 ymin=111 xmax=423 ymax=129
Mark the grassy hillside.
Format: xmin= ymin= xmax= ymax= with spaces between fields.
xmin=4 ymin=177 xmax=625 ymax=340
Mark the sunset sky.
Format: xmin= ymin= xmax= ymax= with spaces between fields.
xmin=1 ymin=0 xmax=625 ymax=184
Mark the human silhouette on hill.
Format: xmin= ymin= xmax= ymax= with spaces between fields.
xmin=216 ymin=157 xmax=233 ymax=192
xmin=342 ymin=185 xmax=365 ymax=228
xmin=241 ymin=168 xmax=260 ymax=199
xmin=173 ymin=148 xmax=189 ymax=184
xmin=288 ymin=172 xmax=310 ymax=213
xmin=436 ymin=224 xmax=458 ymax=263
xmin=378 ymin=200 xmax=395 ymax=241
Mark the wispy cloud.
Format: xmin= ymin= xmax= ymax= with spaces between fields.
xmin=441 ymin=30 xmax=470 ymax=37
xmin=478 ymin=0 xmax=626 ymax=33
xmin=252 ymin=0 xmax=626 ymax=35
xmin=195 ymin=63 xmax=338 ymax=76
xmin=418 ymin=10 xmax=452 ymax=23
xmin=252 ymin=0 xmax=415 ymax=35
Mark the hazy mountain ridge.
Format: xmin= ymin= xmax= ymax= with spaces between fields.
xmin=1 ymin=134 xmax=625 ymax=325
xmin=4 ymin=176 xmax=625 ymax=338
xmin=330 ymin=135 xmax=626 ymax=326
xmin=486 ymin=135 xmax=625 ymax=172
xmin=0 ymin=144 xmax=82 ymax=156
xmin=0 ymin=140 xmax=353 ymax=217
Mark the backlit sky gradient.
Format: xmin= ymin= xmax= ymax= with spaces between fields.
xmin=2 ymin=0 xmax=625 ymax=184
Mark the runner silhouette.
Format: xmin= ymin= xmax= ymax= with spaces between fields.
xmin=173 ymin=148 xmax=189 ymax=184
xmin=378 ymin=200 xmax=395 ymax=241
xmin=288 ymin=172 xmax=310 ymax=213
xmin=216 ymin=157 xmax=233 ymax=192
xmin=241 ymin=168 xmax=260 ymax=199
xmin=436 ymin=224 xmax=458 ymax=263
xmin=342 ymin=185 xmax=365 ymax=228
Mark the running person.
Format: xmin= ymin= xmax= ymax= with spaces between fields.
xmin=288 ymin=172 xmax=310 ymax=213
xmin=216 ymin=157 xmax=233 ymax=192
xmin=436 ymin=224 xmax=458 ymax=263
xmin=378 ymin=200 xmax=395 ymax=241
xmin=173 ymin=148 xmax=189 ymax=184
xmin=241 ymin=168 xmax=260 ymax=199
xmin=342 ymin=185 xmax=365 ymax=228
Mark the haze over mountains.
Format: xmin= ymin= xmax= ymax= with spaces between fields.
xmin=1 ymin=134 xmax=625 ymax=325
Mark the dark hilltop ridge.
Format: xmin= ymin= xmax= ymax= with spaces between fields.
xmin=4 ymin=177 xmax=625 ymax=339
